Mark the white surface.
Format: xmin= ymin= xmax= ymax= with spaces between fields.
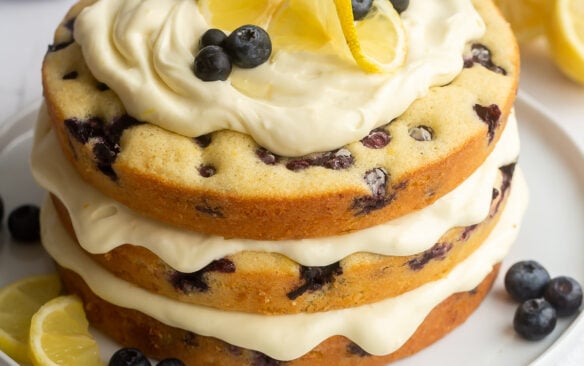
xmin=0 ymin=96 xmax=583 ymax=365
xmin=0 ymin=1 xmax=584 ymax=365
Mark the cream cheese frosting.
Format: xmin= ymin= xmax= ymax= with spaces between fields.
xmin=40 ymin=169 xmax=528 ymax=361
xmin=31 ymin=106 xmax=519 ymax=272
xmin=74 ymin=0 xmax=485 ymax=156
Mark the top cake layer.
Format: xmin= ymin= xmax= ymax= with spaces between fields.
xmin=41 ymin=0 xmax=519 ymax=240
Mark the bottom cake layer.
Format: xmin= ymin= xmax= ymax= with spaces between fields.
xmin=57 ymin=264 xmax=499 ymax=366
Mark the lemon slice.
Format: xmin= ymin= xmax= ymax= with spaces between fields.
xmin=333 ymin=0 xmax=407 ymax=73
xmin=493 ymin=0 xmax=552 ymax=42
xmin=547 ymin=0 xmax=584 ymax=84
xmin=29 ymin=295 xmax=103 ymax=366
xmin=0 ymin=274 xmax=62 ymax=364
xmin=199 ymin=0 xmax=285 ymax=30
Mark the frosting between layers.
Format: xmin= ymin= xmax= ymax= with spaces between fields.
xmin=31 ymin=106 xmax=519 ymax=272
xmin=74 ymin=0 xmax=485 ymax=156
xmin=40 ymin=170 xmax=528 ymax=361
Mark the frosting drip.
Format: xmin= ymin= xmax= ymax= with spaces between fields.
xmin=31 ymin=106 xmax=520 ymax=272
xmin=74 ymin=0 xmax=485 ymax=156
xmin=40 ymin=170 xmax=528 ymax=360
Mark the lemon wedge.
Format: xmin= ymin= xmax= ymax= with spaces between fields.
xmin=333 ymin=0 xmax=407 ymax=73
xmin=493 ymin=0 xmax=552 ymax=42
xmin=29 ymin=295 xmax=104 ymax=366
xmin=547 ymin=0 xmax=584 ymax=84
xmin=0 ymin=274 xmax=62 ymax=364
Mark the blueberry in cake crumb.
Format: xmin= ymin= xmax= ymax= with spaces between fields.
xmin=544 ymin=276 xmax=583 ymax=317
xmin=200 ymin=28 xmax=228 ymax=48
xmin=464 ymin=43 xmax=506 ymax=75
xmin=156 ymin=358 xmax=185 ymax=366
xmin=198 ymin=164 xmax=217 ymax=178
xmin=193 ymin=134 xmax=212 ymax=148
xmin=194 ymin=45 xmax=232 ymax=82
xmin=8 ymin=204 xmax=40 ymax=242
xmin=390 ymin=0 xmax=409 ymax=13
xmin=62 ymin=71 xmax=78 ymax=80
xmin=408 ymin=242 xmax=453 ymax=271
xmin=109 ymin=348 xmax=151 ymax=366
xmin=182 ymin=332 xmax=197 ymax=347
xmin=252 ymin=351 xmax=282 ymax=366
xmin=513 ymin=298 xmax=557 ymax=341
xmin=347 ymin=342 xmax=371 ymax=357
xmin=361 ymin=128 xmax=391 ymax=148
xmin=408 ymin=125 xmax=433 ymax=141
xmin=195 ymin=199 xmax=225 ymax=218
xmin=96 ymin=82 xmax=110 ymax=91
xmin=47 ymin=40 xmax=74 ymax=53
xmin=256 ymin=147 xmax=279 ymax=165
xmin=473 ymin=103 xmax=501 ymax=143
xmin=351 ymin=168 xmax=394 ymax=215
xmin=351 ymin=0 xmax=374 ymax=21
xmin=287 ymin=262 xmax=343 ymax=300
xmin=224 ymin=25 xmax=272 ymax=68
xmin=170 ymin=258 xmax=235 ymax=293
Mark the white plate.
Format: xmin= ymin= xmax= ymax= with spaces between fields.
xmin=0 ymin=94 xmax=583 ymax=366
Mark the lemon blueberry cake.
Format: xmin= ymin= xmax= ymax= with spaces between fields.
xmin=32 ymin=0 xmax=527 ymax=364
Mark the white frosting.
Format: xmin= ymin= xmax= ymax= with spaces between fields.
xmin=31 ymin=106 xmax=519 ymax=272
xmin=40 ymin=169 xmax=528 ymax=360
xmin=74 ymin=0 xmax=485 ymax=156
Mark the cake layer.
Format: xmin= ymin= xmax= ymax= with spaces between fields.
xmin=57 ymin=263 xmax=500 ymax=366
xmin=41 ymin=0 xmax=519 ymax=240
xmin=52 ymin=165 xmax=513 ymax=314
xmin=39 ymin=170 xmax=528 ymax=361
xmin=30 ymin=105 xmax=520 ymax=271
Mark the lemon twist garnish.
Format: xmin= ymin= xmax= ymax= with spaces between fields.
xmin=333 ymin=0 xmax=407 ymax=73
xmin=199 ymin=0 xmax=407 ymax=74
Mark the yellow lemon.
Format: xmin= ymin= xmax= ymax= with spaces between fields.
xmin=493 ymin=0 xmax=552 ymax=42
xmin=200 ymin=0 xmax=407 ymax=73
xmin=547 ymin=0 xmax=584 ymax=84
xmin=29 ymin=295 xmax=104 ymax=366
xmin=199 ymin=0 xmax=285 ymax=30
xmin=0 ymin=274 xmax=62 ymax=364
xmin=333 ymin=0 xmax=407 ymax=73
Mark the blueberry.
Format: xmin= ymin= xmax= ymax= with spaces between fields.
xmin=224 ymin=25 xmax=272 ymax=68
xmin=8 ymin=204 xmax=40 ymax=242
xmin=109 ymin=348 xmax=151 ymax=366
xmin=352 ymin=0 xmax=373 ymax=20
xmin=504 ymin=260 xmax=551 ymax=302
xmin=156 ymin=358 xmax=185 ymax=366
xmin=199 ymin=28 xmax=227 ymax=48
xmin=544 ymin=276 xmax=583 ymax=317
xmin=513 ymin=298 xmax=557 ymax=341
xmin=194 ymin=45 xmax=232 ymax=81
xmin=390 ymin=0 xmax=409 ymax=13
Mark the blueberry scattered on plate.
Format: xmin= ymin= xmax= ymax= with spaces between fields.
xmin=7 ymin=204 xmax=40 ymax=242
xmin=109 ymin=348 xmax=151 ymax=366
xmin=513 ymin=298 xmax=557 ymax=341
xmin=504 ymin=260 xmax=550 ymax=302
xmin=505 ymin=260 xmax=583 ymax=341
